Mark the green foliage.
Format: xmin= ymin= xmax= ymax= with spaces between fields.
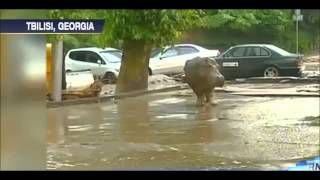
xmin=205 ymin=10 xmax=259 ymax=30
xmin=47 ymin=9 xmax=206 ymax=49
xmin=205 ymin=9 xmax=291 ymax=34
xmin=272 ymin=9 xmax=319 ymax=53
xmin=46 ymin=10 xmax=106 ymax=50
xmin=46 ymin=9 xmax=319 ymax=54
xmin=100 ymin=10 xmax=206 ymax=47
xmin=194 ymin=9 xmax=319 ymax=54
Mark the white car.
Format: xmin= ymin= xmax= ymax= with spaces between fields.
xmin=65 ymin=47 xmax=122 ymax=83
xmin=149 ymin=44 xmax=220 ymax=75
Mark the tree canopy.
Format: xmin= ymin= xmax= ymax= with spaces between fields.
xmin=46 ymin=9 xmax=319 ymax=93
xmin=205 ymin=10 xmax=292 ymax=35
xmin=48 ymin=9 xmax=319 ymax=54
xmin=48 ymin=9 xmax=206 ymax=48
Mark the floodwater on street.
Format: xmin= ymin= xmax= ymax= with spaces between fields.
xmin=47 ymin=90 xmax=320 ymax=170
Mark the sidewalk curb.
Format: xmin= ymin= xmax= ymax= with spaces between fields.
xmin=47 ymin=83 xmax=319 ymax=108
xmin=47 ymin=85 xmax=190 ymax=108
xmin=229 ymin=92 xmax=320 ymax=97
xmin=228 ymin=77 xmax=320 ymax=84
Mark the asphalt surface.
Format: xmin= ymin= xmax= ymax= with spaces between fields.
xmin=47 ymin=90 xmax=320 ymax=170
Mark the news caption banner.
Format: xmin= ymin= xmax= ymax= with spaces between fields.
xmin=0 ymin=19 xmax=105 ymax=33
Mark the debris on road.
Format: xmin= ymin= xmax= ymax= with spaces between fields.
xmin=101 ymin=74 xmax=180 ymax=96
xmin=303 ymin=55 xmax=320 ymax=63
xmin=62 ymin=81 xmax=104 ymax=100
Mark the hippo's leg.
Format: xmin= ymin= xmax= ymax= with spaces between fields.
xmin=196 ymin=93 xmax=205 ymax=107
xmin=205 ymin=92 xmax=211 ymax=103
xmin=206 ymin=89 xmax=217 ymax=106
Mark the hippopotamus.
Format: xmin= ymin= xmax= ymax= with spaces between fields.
xmin=183 ymin=57 xmax=224 ymax=106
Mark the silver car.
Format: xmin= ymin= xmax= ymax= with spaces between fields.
xmin=65 ymin=47 xmax=122 ymax=83
xmin=149 ymin=44 xmax=220 ymax=75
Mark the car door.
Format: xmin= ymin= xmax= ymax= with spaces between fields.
xmin=237 ymin=46 xmax=271 ymax=78
xmin=220 ymin=47 xmax=246 ymax=78
xmin=67 ymin=51 xmax=90 ymax=71
xmin=150 ymin=47 xmax=179 ymax=74
xmin=83 ymin=51 xmax=106 ymax=77
xmin=152 ymin=46 xmax=200 ymax=74
xmin=174 ymin=46 xmax=200 ymax=72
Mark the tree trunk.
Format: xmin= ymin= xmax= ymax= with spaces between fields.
xmin=116 ymin=39 xmax=152 ymax=93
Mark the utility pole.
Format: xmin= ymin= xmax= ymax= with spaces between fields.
xmin=293 ymin=9 xmax=303 ymax=55
xmin=51 ymin=36 xmax=64 ymax=102
xmin=296 ymin=12 xmax=299 ymax=55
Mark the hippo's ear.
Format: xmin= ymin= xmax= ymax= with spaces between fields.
xmin=206 ymin=58 xmax=219 ymax=67
xmin=205 ymin=58 xmax=214 ymax=66
xmin=183 ymin=61 xmax=189 ymax=71
xmin=184 ymin=59 xmax=191 ymax=66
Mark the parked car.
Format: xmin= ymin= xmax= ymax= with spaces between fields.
xmin=215 ymin=44 xmax=304 ymax=79
xmin=65 ymin=47 xmax=122 ymax=83
xmin=149 ymin=44 xmax=220 ymax=75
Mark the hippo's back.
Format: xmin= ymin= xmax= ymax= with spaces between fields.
xmin=184 ymin=57 xmax=216 ymax=91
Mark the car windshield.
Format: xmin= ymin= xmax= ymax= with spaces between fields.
xmin=151 ymin=48 xmax=162 ymax=58
xmin=265 ymin=45 xmax=292 ymax=56
xmin=100 ymin=50 xmax=122 ymax=63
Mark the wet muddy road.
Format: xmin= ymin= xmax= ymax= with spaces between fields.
xmin=47 ymin=90 xmax=320 ymax=170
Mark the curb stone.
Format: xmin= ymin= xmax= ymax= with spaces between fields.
xmin=47 ymin=81 xmax=319 ymax=108
xmin=230 ymin=77 xmax=320 ymax=84
xmin=47 ymin=85 xmax=190 ymax=108
xmin=229 ymin=92 xmax=320 ymax=97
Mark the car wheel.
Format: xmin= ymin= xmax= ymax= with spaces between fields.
xmin=264 ymin=66 xmax=280 ymax=77
xmin=103 ymin=72 xmax=116 ymax=84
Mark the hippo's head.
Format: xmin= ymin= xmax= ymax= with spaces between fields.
xmin=184 ymin=57 xmax=225 ymax=87
xmin=203 ymin=58 xmax=225 ymax=87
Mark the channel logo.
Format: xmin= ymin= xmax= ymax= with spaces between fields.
xmin=287 ymin=156 xmax=320 ymax=171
